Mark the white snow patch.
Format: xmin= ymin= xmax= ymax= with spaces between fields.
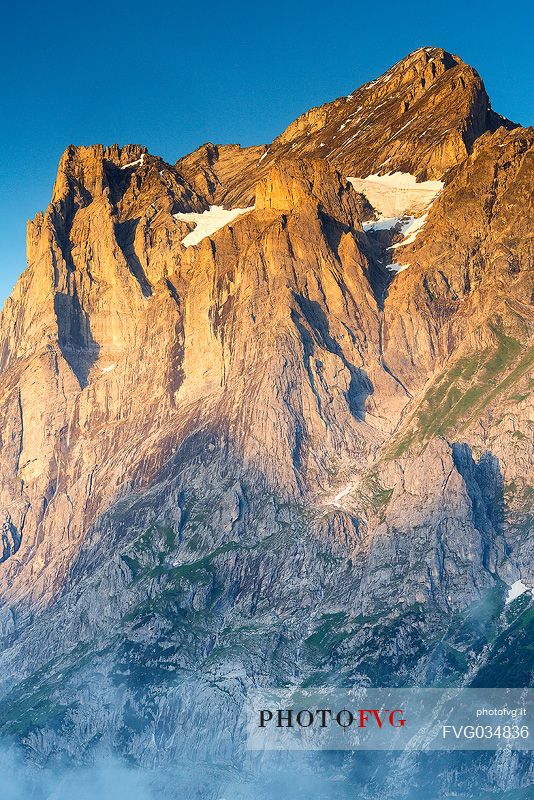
xmin=389 ymin=213 xmax=429 ymax=248
xmin=357 ymin=178 xmax=437 ymax=274
xmin=347 ymin=172 xmax=443 ymax=218
xmin=506 ymin=580 xmax=532 ymax=605
xmin=174 ymin=205 xmax=254 ymax=247
xmin=329 ymin=484 xmax=354 ymax=508
xmin=121 ymin=154 xmax=145 ymax=170
xmin=258 ymin=150 xmax=269 ymax=164
xmin=100 ymin=363 xmax=116 ymax=373
xmin=394 ymin=119 xmax=414 ymax=136
xmin=364 ymin=213 xmax=428 ymax=249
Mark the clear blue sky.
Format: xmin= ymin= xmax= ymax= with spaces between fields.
xmin=1 ymin=0 xmax=532 ymax=305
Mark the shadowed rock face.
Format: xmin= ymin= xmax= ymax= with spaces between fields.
xmin=0 ymin=47 xmax=531 ymax=796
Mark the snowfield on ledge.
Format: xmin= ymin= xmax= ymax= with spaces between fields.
xmin=174 ymin=205 xmax=254 ymax=247
xmin=356 ymin=173 xmax=442 ymax=274
xmin=506 ymin=579 xmax=532 ymax=605
xmin=347 ymin=172 xmax=443 ymax=218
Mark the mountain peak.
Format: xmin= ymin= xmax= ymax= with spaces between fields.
xmin=400 ymin=45 xmax=461 ymax=63
xmin=376 ymin=45 xmax=462 ymax=82
xmin=174 ymin=47 xmax=517 ymax=211
xmin=266 ymin=46 xmax=516 ymax=181
xmin=0 ymin=38 xmax=531 ymax=797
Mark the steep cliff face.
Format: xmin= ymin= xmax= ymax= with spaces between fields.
xmin=0 ymin=143 xmax=212 ymax=604
xmin=380 ymin=127 xmax=533 ymax=582
xmin=0 ymin=47 xmax=531 ymax=798
xmin=176 ymin=142 xmax=267 ymax=207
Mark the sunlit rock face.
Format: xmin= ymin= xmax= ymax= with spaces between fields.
xmin=0 ymin=46 xmax=531 ymax=799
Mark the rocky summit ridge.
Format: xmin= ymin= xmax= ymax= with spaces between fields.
xmin=0 ymin=47 xmax=531 ymax=799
